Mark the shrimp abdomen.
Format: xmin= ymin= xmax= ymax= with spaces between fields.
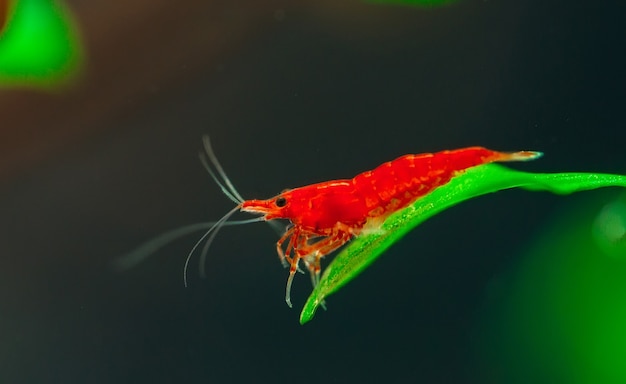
xmin=353 ymin=147 xmax=541 ymax=218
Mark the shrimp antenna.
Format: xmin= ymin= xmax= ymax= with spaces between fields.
xmin=116 ymin=136 xmax=269 ymax=283
xmin=201 ymin=135 xmax=246 ymax=203
xmin=114 ymin=217 xmax=263 ymax=271
xmin=184 ymin=205 xmax=258 ymax=286
xmin=199 ymin=152 xmax=241 ymax=204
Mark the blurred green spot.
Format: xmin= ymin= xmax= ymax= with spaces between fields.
xmin=474 ymin=193 xmax=626 ymax=383
xmin=593 ymin=198 xmax=626 ymax=259
xmin=0 ymin=0 xmax=83 ymax=88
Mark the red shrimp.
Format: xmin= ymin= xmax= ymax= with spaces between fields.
xmin=119 ymin=137 xmax=541 ymax=308
xmin=240 ymin=146 xmax=541 ymax=306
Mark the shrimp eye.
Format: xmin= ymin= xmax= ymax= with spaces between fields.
xmin=275 ymin=197 xmax=287 ymax=207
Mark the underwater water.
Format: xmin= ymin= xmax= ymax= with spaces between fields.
xmin=1 ymin=1 xmax=625 ymax=383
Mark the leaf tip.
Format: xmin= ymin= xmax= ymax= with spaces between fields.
xmin=299 ymin=295 xmax=325 ymax=324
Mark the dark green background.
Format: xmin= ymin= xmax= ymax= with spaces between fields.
xmin=1 ymin=1 xmax=624 ymax=382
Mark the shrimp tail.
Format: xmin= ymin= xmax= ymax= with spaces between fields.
xmin=499 ymin=150 xmax=544 ymax=162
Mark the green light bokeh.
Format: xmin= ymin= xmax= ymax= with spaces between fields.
xmin=474 ymin=193 xmax=626 ymax=383
xmin=0 ymin=0 xmax=82 ymax=87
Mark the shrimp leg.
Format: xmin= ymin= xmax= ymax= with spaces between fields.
xmin=298 ymin=229 xmax=353 ymax=287
xmin=275 ymin=226 xmax=295 ymax=268
xmin=294 ymin=230 xmax=351 ymax=310
xmin=285 ymin=251 xmax=302 ymax=308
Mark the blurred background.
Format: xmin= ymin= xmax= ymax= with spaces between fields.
xmin=1 ymin=0 xmax=625 ymax=382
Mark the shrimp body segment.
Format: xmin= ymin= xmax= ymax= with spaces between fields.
xmin=241 ymin=147 xmax=542 ymax=307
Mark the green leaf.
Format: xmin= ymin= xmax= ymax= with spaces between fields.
xmin=299 ymin=164 xmax=626 ymax=324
